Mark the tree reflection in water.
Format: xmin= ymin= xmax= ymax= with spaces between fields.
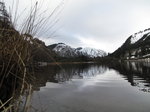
xmin=109 ymin=61 xmax=150 ymax=92
xmin=32 ymin=62 xmax=150 ymax=93
xmin=32 ymin=64 xmax=107 ymax=91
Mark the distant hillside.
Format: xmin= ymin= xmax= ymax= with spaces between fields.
xmin=48 ymin=43 xmax=107 ymax=58
xmin=111 ymin=28 xmax=150 ymax=59
xmin=30 ymin=38 xmax=58 ymax=62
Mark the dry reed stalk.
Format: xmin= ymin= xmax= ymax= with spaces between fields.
xmin=0 ymin=0 xmax=67 ymax=111
xmin=0 ymin=1 xmax=36 ymax=111
xmin=0 ymin=97 xmax=13 ymax=109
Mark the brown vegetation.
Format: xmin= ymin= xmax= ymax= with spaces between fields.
xmin=0 ymin=0 xmax=66 ymax=111
xmin=0 ymin=2 xmax=38 ymax=111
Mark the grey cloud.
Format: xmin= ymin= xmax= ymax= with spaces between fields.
xmin=4 ymin=0 xmax=150 ymax=52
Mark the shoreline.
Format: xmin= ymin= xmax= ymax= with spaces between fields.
xmin=48 ymin=61 xmax=95 ymax=65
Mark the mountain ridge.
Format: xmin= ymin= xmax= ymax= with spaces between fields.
xmin=48 ymin=43 xmax=107 ymax=58
xmin=111 ymin=28 xmax=150 ymax=59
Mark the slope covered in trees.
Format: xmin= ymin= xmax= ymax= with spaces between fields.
xmin=111 ymin=28 xmax=150 ymax=60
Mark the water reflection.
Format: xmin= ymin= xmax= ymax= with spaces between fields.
xmin=33 ymin=62 xmax=150 ymax=93
xmin=109 ymin=61 xmax=150 ymax=92
xmin=29 ymin=62 xmax=150 ymax=112
xmin=32 ymin=64 xmax=107 ymax=91
xmin=55 ymin=64 xmax=107 ymax=81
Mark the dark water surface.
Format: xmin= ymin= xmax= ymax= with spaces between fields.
xmin=29 ymin=62 xmax=150 ymax=112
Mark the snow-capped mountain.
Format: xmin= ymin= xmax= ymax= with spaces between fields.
xmin=52 ymin=43 xmax=76 ymax=57
xmin=111 ymin=28 xmax=150 ymax=59
xmin=48 ymin=43 xmax=107 ymax=58
xmin=77 ymin=47 xmax=107 ymax=58
xmin=130 ymin=28 xmax=150 ymax=44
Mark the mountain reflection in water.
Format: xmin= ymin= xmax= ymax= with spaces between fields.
xmin=33 ymin=62 xmax=150 ymax=93
xmin=32 ymin=64 xmax=107 ymax=91
xmin=28 ymin=62 xmax=150 ymax=112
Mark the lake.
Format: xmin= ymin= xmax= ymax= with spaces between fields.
xmin=29 ymin=62 xmax=150 ymax=112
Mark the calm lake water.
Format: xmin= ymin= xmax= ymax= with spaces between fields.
xmin=29 ymin=62 xmax=150 ymax=112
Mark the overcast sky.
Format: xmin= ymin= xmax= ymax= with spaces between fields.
xmin=4 ymin=0 xmax=150 ymax=52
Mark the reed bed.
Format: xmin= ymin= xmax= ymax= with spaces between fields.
xmin=0 ymin=4 xmax=34 ymax=111
xmin=0 ymin=0 xmax=66 ymax=111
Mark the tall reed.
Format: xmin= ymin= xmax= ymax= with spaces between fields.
xmin=0 ymin=1 xmax=34 ymax=111
xmin=0 ymin=0 xmax=66 ymax=111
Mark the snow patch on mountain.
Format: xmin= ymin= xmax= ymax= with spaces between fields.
xmin=51 ymin=43 xmax=107 ymax=58
xmin=131 ymin=28 xmax=150 ymax=44
xmin=53 ymin=43 xmax=72 ymax=52
xmin=78 ymin=47 xmax=107 ymax=58
xmin=53 ymin=43 xmax=76 ymax=57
